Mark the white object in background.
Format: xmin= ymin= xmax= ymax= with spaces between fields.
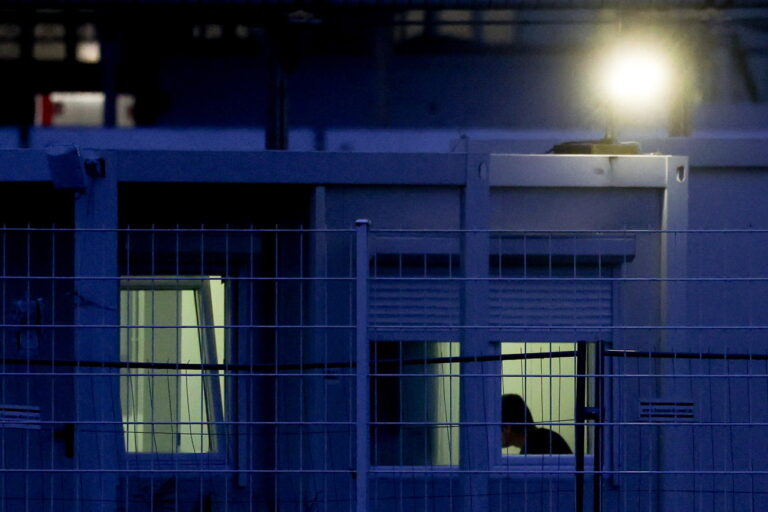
xmin=35 ymin=92 xmax=135 ymax=127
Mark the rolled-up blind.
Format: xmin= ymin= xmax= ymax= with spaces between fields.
xmin=370 ymin=263 xmax=612 ymax=329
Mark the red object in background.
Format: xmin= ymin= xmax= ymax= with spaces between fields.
xmin=38 ymin=94 xmax=64 ymax=126
xmin=39 ymin=94 xmax=55 ymax=126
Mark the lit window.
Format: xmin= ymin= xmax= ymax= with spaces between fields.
xmin=501 ymin=342 xmax=578 ymax=456
xmin=120 ymin=278 xmax=226 ymax=454
xmin=394 ymin=10 xmax=425 ymax=43
xmin=192 ymin=24 xmax=224 ymax=39
xmin=437 ymin=10 xmax=473 ymax=41
xmin=235 ymin=25 xmax=250 ymax=39
xmin=371 ymin=341 xmax=459 ymax=466
xmin=0 ymin=24 xmax=20 ymax=60
xmin=482 ymin=10 xmax=516 ymax=46
xmin=33 ymin=23 xmax=66 ymax=61
xmin=76 ymin=41 xmax=100 ymax=63
xmin=76 ymin=23 xmax=100 ymax=63
xmin=0 ymin=24 xmax=20 ymax=39
xmin=204 ymin=24 xmax=223 ymax=39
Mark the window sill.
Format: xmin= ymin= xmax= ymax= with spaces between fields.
xmin=494 ymin=454 xmax=594 ymax=474
xmin=371 ymin=465 xmax=460 ymax=476
xmin=368 ymin=456 xmax=593 ymax=477
xmin=124 ymin=453 xmax=228 ymax=470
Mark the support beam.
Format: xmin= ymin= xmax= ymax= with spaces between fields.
xmin=459 ymin=154 xmax=492 ymax=510
xmin=73 ymin=152 xmax=121 ymax=512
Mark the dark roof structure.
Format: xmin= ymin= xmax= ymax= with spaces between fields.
xmin=2 ymin=0 xmax=767 ymax=8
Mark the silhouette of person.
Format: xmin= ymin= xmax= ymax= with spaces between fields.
xmin=501 ymin=393 xmax=572 ymax=455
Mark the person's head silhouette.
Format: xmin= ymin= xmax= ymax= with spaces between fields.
xmin=501 ymin=393 xmax=533 ymax=449
xmin=501 ymin=393 xmax=573 ymax=454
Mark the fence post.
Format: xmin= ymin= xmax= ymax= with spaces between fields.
xmin=593 ymin=341 xmax=604 ymax=512
xmin=575 ymin=341 xmax=588 ymax=512
xmin=355 ymin=219 xmax=370 ymax=512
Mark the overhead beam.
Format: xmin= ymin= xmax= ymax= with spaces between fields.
xmin=1 ymin=2 xmax=768 ymax=11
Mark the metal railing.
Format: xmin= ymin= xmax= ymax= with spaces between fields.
xmin=0 ymin=225 xmax=767 ymax=511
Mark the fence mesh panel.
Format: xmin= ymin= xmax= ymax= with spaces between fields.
xmin=0 ymin=226 xmax=765 ymax=511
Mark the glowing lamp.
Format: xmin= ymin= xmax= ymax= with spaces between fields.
xmin=553 ymin=39 xmax=679 ymax=154
xmin=597 ymin=41 xmax=673 ymax=144
xmin=602 ymin=46 xmax=670 ymax=105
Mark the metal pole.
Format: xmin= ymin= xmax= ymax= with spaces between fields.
xmin=100 ymin=23 xmax=118 ymax=129
xmin=17 ymin=17 xmax=33 ymax=148
xmin=265 ymin=25 xmax=288 ymax=150
xmin=575 ymin=341 xmax=587 ymax=512
xmin=266 ymin=58 xmax=287 ymax=150
xmin=593 ymin=341 xmax=603 ymax=512
xmin=355 ymin=219 xmax=370 ymax=512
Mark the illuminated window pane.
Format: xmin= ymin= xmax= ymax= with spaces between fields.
xmin=120 ymin=278 xmax=225 ymax=454
xmin=0 ymin=42 xmax=20 ymax=59
xmin=33 ymin=42 xmax=66 ymax=61
xmin=371 ymin=341 xmax=459 ymax=466
xmin=501 ymin=342 xmax=576 ymax=455
xmin=76 ymin=41 xmax=101 ymax=63
xmin=395 ymin=10 xmax=425 ymax=42
xmin=482 ymin=10 xmax=516 ymax=46
xmin=34 ymin=23 xmax=65 ymax=39
xmin=0 ymin=24 xmax=21 ymax=39
xmin=437 ymin=10 xmax=473 ymax=41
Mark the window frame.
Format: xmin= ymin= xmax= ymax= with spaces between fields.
xmin=485 ymin=253 xmax=617 ymax=469
xmin=120 ymin=277 xmax=227 ymax=469
xmin=366 ymin=234 xmax=622 ymax=475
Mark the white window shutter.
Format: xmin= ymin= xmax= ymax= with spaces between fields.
xmin=370 ymin=266 xmax=611 ymax=329
xmin=489 ymin=267 xmax=613 ymax=328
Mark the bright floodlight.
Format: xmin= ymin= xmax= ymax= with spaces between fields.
xmin=602 ymin=45 xmax=670 ymax=105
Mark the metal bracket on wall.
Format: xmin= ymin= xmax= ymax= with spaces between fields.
xmin=46 ymin=146 xmax=106 ymax=192
xmin=47 ymin=145 xmax=85 ymax=191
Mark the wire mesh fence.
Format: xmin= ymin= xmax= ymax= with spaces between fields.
xmin=0 ymin=225 xmax=766 ymax=511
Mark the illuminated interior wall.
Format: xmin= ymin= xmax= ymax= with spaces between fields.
xmin=501 ymin=342 xmax=576 ymax=455
xmin=431 ymin=341 xmax=460 ymax=466
xmin=371 ymin=341 xmax=460 ymax=465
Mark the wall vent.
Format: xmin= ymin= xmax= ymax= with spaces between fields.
xmin=639 ymin=400 xmax=695 ymax=422
xmin=0 ymin=404 xmax=41 ymax=429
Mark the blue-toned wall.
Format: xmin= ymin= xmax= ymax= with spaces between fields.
xmin=1 ymin=150 xmax=768 ymax=511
